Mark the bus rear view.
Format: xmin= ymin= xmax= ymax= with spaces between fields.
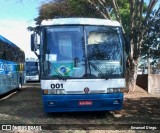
xmin=31 ymin=18 xmax=127 ymax=112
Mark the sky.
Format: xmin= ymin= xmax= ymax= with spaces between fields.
xmin=0 ymin=0 xmax=47 ymax=59
xmin=0 ymin=0 xmax=159 ymax=59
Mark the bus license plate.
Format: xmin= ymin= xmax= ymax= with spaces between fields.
xmin=79 ymin=101 xmax=92 ymax=106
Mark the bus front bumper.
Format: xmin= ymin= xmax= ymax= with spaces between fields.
xmin=42 ymin=93 xmax=123 ymax=112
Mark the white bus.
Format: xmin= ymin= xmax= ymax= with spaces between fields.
xmin=31 ymin=18 xmax=127 ymax=112
xmin=26 ymin=59 xmax=39 ymax=82
xmin=0 ymin=35 xmax=25 ymax=95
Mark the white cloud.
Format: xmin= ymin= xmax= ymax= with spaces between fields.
xmin=0 ymin=19 xmax=37 ymax=59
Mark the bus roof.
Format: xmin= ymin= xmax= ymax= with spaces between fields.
xmin=41 ymin=18 xmax=121 ymax=27
xmin=0 ymin=35 xmax=17 ymax=47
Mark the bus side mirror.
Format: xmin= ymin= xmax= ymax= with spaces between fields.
xmin=31 ymin=33 xmax=38 ymax=51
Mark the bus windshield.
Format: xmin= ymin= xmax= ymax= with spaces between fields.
xmin=26 ymin=62 xmax=39 ymax=76
xmin=42 ymin=26 xmax=124 ymax=79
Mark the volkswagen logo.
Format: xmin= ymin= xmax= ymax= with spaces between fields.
xmin=84 ymin=87 xmax=89 ymax=94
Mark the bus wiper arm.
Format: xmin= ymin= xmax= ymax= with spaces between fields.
xmin=49 ymin=63 xmax=66 ymax=81
xmin=88 ymin=61 xmax=108 ymax=80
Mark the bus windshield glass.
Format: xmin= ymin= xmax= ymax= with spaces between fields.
xmin=42 ymin=26 xmax=124 ymax=79
xmin=26 ymin=62 xmax=39 ymax=76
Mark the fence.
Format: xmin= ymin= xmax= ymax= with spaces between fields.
xmin=136 ymin=74 xmax=160 ymax=94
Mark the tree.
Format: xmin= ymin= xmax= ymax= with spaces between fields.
xmin=35 ymin=0 xmax=74 ymax=24
xmin=35 ymin=0 xmax=103 ymax=25
xmin=140 ymin=9 xmax=160 ymax=62
xmin=69 ymin=0 xmax=104 ymax=18
xmin=125 ymin=0 xmax=159 ymax=91
xmin=33 ymin=0 xmax=159 ymax=92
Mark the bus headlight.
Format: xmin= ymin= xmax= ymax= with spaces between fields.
xmin=43 ymin=89 xmax=66 ymax=94
xmin=107 ymin=88 xmax=123 ymax=93
xmin=56 ymin=89 xmax=66 ymax=94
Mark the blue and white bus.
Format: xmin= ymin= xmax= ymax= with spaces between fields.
xmin=26 ymin=59 xmax=39 ymax=82
xmin=31 ymin=18 xmax=127 ymax=112
xmin=0 ymin=35 xmax=25 ymax=95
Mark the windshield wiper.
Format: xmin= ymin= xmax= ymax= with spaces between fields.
xmin=45 ymin=50 xmax=66 ymax=80
xmin=49 ymin=63 xmax=66 ymax=81
xmin=88 ymin=61 xmax=108 ymax=80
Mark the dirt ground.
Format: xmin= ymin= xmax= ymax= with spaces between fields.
xmin=0 ymin=83 xmax=160 ymax=133
xmin=112 ymin=85 xmax=160 ymax=121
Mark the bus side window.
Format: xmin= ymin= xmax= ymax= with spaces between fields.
xmin=0 ymin=41 xmax=4 ymax=59
xmin=0 ymin=42 xmax=6 ymax=60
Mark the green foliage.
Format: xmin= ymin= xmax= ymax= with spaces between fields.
xmin=140 ymin=8 xmax=160 ymax=60
xmin=118 ymin=0 xmax=130 ymax=32
xmin=35 ymin=0 xmax=131 ymax=32
xmin=69 ymin=0 xmax=103 ymax=18
xmin=35 ymin=0 xmax=74 ymax=24
xmin=35 ymin=0 xmax=103 ymax=25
